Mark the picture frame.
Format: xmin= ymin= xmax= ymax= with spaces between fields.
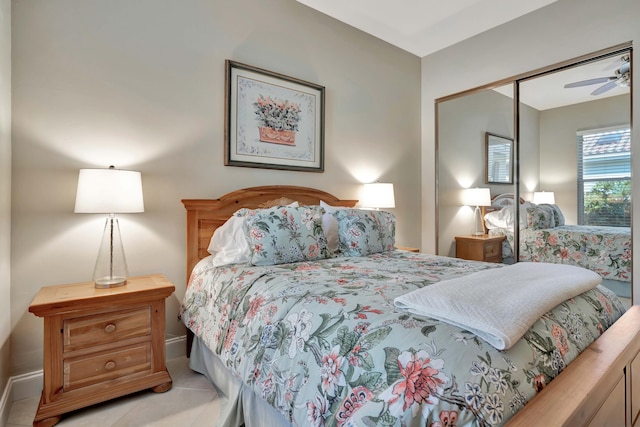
xmin=485 ymin=132 xmax=513 ymax=184
xmin=225 ymin=60 xmax=325 ymax=172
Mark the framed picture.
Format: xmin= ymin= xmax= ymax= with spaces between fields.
xmin=485 ymin=132 xmax=513 ymax=184
xmin=225 ymin=60 xmax=325 ymax=172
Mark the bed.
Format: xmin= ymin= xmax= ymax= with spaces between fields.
xmin=484 ymin=194 xmax=631 ymax=294
xmin=180 ymin=185 xmax=640 ymax=427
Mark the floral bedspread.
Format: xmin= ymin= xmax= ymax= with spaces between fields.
xmin=493 ymin=225 xmax=631 ymax=282
xmin=180 ymin=251 xmax=625 ymax=427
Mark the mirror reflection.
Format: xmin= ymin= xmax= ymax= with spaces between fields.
xmin=517 ymin=52 xmax=631 ymax=301
xmin=436 ymin=84 xmax=514 ymax=258
xmin=436 ymin=48 xmax=631 ymax=303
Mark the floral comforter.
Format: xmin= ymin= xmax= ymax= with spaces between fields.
xmin=180 ymin=251 xmax=625 ymax=427
xmin=493 ymin=225 xmax=631 ymax=282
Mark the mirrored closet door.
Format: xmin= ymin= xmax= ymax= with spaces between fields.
xmin=436 ymin=44 xmax=632 ymax=301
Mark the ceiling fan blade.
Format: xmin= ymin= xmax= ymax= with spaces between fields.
xmin=603 ymin=54 xmax=629 ymax=71
xmin=564 ymin=76 xmax=614 ymax=88
xmin=591 ymin=80 xmax=618 ymax=96
xmin=603 ymin=57 xmax=623 ymax=71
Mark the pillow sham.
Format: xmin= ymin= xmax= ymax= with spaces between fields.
xmin=526 ymin=204 xmax=555 ymax=229
xmin=244 ymin=205 xmax=330 ymax=266
xmin=208 ymin=202 xmax=299 ymax=267
xmin=334 ymin=209 xmax=396 ymax=256
xmin=542 ymin=203 xmax=565 ymax=226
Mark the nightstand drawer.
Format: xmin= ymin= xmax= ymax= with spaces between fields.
xmin=63 ymin=342 xmax=152 ymax=391
xmin=64 ymin=307 xmax=151 ymax=352
xmin=455 ymin=235 xmax=505 ymax=263
xmin=484 ymin=241 xmax=501 ymax=258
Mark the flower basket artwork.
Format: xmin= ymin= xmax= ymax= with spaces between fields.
xmin=225 ymin=60 xmax=325 ymax=172
xmin=254 ymin=95 xmax=301 ymax=146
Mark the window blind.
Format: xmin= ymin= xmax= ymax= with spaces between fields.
xmin=577 ymin=126 xmax=631 ymax=226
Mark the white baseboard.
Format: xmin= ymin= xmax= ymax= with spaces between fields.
xmin=0 ymin=335 xmax=187 ymax=424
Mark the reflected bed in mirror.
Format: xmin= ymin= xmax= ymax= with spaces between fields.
xmin=485 ymin=132 xmax=513 ymax=184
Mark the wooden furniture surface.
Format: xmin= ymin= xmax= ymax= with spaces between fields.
xmin=29 ymin=274 xmax=175 ymax=427
xmin=182 ymin=185 xmax=640 ymax=426
xmin=455 ymin=234 xmax=505 ymax=263
xmin=395 ymin=245 xmax=419 ymax=252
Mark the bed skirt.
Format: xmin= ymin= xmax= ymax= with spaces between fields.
xmin=189 ymin=337 xmax=290 ymax=427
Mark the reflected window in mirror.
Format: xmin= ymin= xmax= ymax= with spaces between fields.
xmin=485 ymin=133 xmax=513 ymax=184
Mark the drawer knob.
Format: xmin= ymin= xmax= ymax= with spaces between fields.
xmin=104 ymin=361 xmax=116 ymax=371
xmin=104 ymin=323 xmax=116 ymax=334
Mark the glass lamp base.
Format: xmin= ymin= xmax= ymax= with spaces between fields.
xmin=94 ymin=276 xmax=127 ymax=289
xmin=93 ymin=215 xmax=129 ymax=289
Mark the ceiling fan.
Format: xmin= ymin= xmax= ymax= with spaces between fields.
xmin=564 ymin=55 xmax=630 ymax=96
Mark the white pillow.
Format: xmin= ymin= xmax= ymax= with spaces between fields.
xmin=320 ymin=200 xmax=341 ymax=254
xmin=483 ymin=202 xmax=533 ymax=230
xmin=208 ymin=202 xmax=299 ymax=266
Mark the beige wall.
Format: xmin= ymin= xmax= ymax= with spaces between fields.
xmin=539 ymin=94 xmax=630 ymax=224
xmin=0 ymin=0 xmax=11 ymax=401
xmin=421 ymin=0 xmax=640 ymax=302
xmin=437 ymin=88 xmax=539 ymax=256
xmin=10 ymin=0 xmax=421 ymax=375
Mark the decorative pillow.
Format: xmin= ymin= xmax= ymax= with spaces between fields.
xmin=526 ymin=204 xmax=555 ymax=229
xmin=320 ymin=200 xmax=344 ymax=254
xmin=542 ymin=203 xmax=565 ymax=226
xmin=208 ymin=203 xmax=299 ymax=267
xmin=244 ymin=205 xmax=329 ymax=266
xmin=334 ymin=209 xmax=396 ymax=256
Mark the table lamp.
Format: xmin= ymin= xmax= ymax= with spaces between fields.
xmin=464 ymin=187 xmax=491 ymax=236
xmin=361 ymin=182 xmax=395 ymax=210
xmin=74 ymin=166 xmax=144 ymax=288
xmin=533 ymin=191 xmax=555 ymax=204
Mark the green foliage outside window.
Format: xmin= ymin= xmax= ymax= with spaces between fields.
xmin=584 ymin=180 xmax=631 ymax=226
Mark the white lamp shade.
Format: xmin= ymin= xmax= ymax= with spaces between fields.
xmin=533 ymin=191 xmax=555 ymax=204
xmin=361 ymin=183 xmax=395 ymax=209
xmin=74 ymin=168 xmax=144 ymax=214
xmin=463 ymin=187 xmax=491 ymax=207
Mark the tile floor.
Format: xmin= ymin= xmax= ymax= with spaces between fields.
xmin=7 ymin=356 xmax=221 ymax=427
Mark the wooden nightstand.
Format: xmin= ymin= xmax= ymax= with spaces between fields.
xmin=29 ymin=274 xmax=175 ymax=427
xmin=396 ymin=245 xmax=420 ymax=253
xmin=455 ymin=235 xmax=505 ymax=263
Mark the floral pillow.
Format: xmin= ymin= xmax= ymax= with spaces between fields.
xmin=542 ymin=203 xmax=565 ymax=226
xmin=526 ymin=205 xmax=555 ymax=229
xmin=334 ymin=209 xmax=396 ymax=256
xmin=244 ymin=205 xmax=330 ymax=266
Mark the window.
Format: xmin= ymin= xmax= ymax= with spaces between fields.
xmin=577 ymin=126 xmax=631 ymax=226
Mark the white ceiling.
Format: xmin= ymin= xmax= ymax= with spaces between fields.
xmin=296 ymin=0 xmax=558 ymax=57
xmin=297 ymin=0 xmax=630 ymax=110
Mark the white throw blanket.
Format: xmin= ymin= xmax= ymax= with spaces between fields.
xmin=393 ymin=262 xmax=602 ymax=350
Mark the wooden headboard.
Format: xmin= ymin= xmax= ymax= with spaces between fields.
xmin=181 ymin=185 xmax=357 ymax=286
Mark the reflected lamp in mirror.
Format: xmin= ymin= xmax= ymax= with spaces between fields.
xmin=533 ymin=191 xmax=555 ymax=204
xmin=74 ymin=166 xmax=144 ymax=289
xmin=485 ymin=133 xmax=514 ymax=184
xmin=361 ymin=182 xmax=395 ymax=210
xmin=463 ymin=187 xmax=491 ymax=236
